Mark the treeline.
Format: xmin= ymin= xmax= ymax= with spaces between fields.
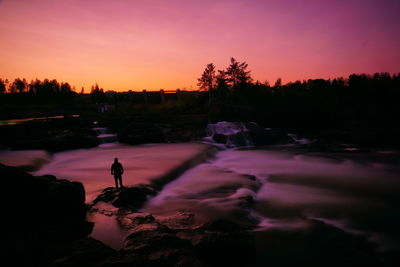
xmin=198 ymin=58 xmax=400 ymax=98
xmin=198 ymin=58 xmax=400 ymax=130
xmin=2 ymin=59 xmax=400 ymax=130
xmin=0 ymin=78 xmax=111 ymax=104
xmin=0 ymin=78 xmax=79 ymax=103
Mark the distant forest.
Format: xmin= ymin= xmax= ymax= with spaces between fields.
xmin=1 ymin=57 xmax=399 ymax=132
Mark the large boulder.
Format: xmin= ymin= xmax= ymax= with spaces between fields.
xmin=212 ymin=133 xmax=228 ymax=144
xmin=0 ymin=164 xmax=107 ymax=265
xmin=1 ymin=164 xmax=90 ymax=233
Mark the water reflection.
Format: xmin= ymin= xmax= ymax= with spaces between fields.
xmin=0 ymin=115 xmax=79 ymax=126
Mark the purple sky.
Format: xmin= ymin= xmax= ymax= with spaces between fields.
xmin=0 ymin=0 xmax=399 ymax=91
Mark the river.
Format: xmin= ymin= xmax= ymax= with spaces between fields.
xmin=1 ymin=121 xmax=400 ymax=263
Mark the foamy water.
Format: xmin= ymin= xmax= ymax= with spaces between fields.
xmin=144 ymin=148 xmax=400 ymax=250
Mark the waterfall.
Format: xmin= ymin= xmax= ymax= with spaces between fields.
xmin=205 ymin=121 xmax=253 ymax=148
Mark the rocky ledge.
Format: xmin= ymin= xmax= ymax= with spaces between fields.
xmin=1 ymin=164 xmax=391 ymax=266
xmin=93 ymin=185 xmax=158 ymax=210
xmin=105 ymin=212 xmax=256 ymax=267
xmin=0 ymin=164 xmax=113 ymax=266
xmin=0 ymin=163 xmax=256 ymax=266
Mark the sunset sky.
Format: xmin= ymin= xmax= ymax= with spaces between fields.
xmin=1 ymin=0 xmax=399 ymax=91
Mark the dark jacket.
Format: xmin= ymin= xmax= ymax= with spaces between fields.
xmin=111 ymin=162 xmax=123 ymax=176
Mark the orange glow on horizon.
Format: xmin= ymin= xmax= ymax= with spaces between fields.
xmin=0 ymin=0 xmax=399 ymax=92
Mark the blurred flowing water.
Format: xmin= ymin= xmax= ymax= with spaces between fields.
xmin=143 ymin=122 xmax=400 ymax=254
xmin=32 ymin=142 xmax=213 ymax=202
xmin=0 ymin=121 xmax=399 ymax=255
xmin=143 ymin=148 xmax=400 ymax=251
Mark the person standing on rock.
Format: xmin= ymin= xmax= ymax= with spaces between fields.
xmin=111 ymin=157 xmax=124 ymax=189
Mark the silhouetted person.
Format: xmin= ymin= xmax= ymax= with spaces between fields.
xmin=111 ymin=158 xmax=124 ymax=189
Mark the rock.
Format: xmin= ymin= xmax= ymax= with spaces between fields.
xmin=125 ymin=229 xmax=189 ymax=252
xmin=118 ymin=212 xmax=156 ymax=230
xmin=117 ymin=212 xmax=255 ymax=267
xmin=248 ymin=127 xmax=292 ymax=146
xmin=213 ymin=133 xmax=228 ymax=144
xmin=93 ymin=185 xmax=157 ymax=210
xmin=209 ymin=123 xmax=293 ymax=147
xmin=190 ymin=231 xmax=255 ymax=267
xmin=50 ymin=237 xmax=115 ymax=266
xmin=202 ymin=218 xmax=250 ymax=232
xmin=1 ymin=164 xmax=90 ymax=233
xmin=232 ymin=132 xmax=248 ymax=146
xmin=0 ymin=164 xmax=99 ymax=265
xmin=120 ymin=217 xmax=198 ymax=267
xmin=112 ymin=186 xmax=157 ymax=209
xmin=157 ymin=212 xmax=196 ymax=230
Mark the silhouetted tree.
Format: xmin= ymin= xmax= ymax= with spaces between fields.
xmin=225 ymin=57 xmax=252 ymax=87
xmin=274 ymin=78 xmax=282 ymax=88
xmin=0 ymin=79 xmax=6 ymax=94
xmin=60 ymin=82 xmax=72 ymax=94
xmin=29 ymin=79 xmax=41 ymax=95
xmin=9 ymin=78 xmax=26 ymax=93
xmin=197 ymin=63 xmax=216 ymax=91
xmin=91 ymin=83 xmax=106 ymax=102
xmin=214 ymin=69 xmax=230 ymax=100
xmin=9 ymin=79 xmax=18 ymax=93
xmin=216 ymin=70 xmax=228 ymax=89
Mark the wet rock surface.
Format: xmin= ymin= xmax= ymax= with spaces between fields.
xmin=99 ymin=210 xmax=386 ymax=267
xmin=93 ymin=185 xmax=158 ymax=210
xmin=104 ymin=212 xmax=256 ymax=267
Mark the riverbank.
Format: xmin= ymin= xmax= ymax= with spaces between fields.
xmin=2 ymin=111 xmax=400 ymax=155
xmin=0 ymin=116 xmax=99 ymax=152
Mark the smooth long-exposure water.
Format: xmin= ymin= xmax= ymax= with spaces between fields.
xmin=144 ymin=148 xmax=400 ymax=251
xmin=1 ymin=123 xmax=399 ymax=261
